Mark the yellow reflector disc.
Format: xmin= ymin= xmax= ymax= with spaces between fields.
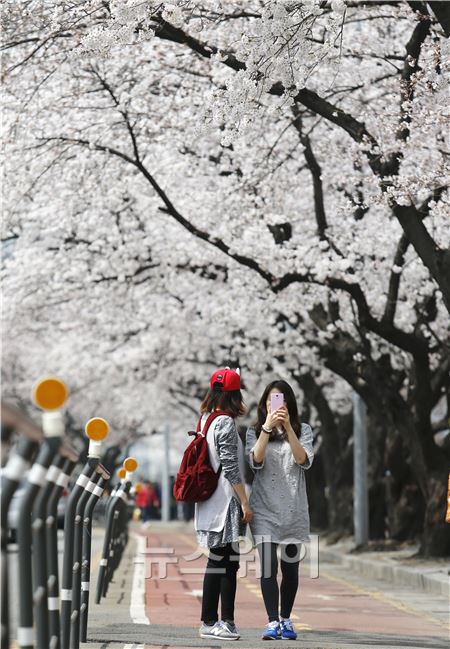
xmin=33 ymin=377 xmax=68 ymax=410
xmin=85 ymin=418 xmax=109 ymax=441
xmin=123 ymin=457 xmax=138 ymax=472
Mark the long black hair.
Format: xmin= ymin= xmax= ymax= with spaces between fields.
xmin=254 ymin=379 xmax=301 ymax=441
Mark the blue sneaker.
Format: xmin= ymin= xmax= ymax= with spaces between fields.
xmin=280 ymin=618 xmax=297 ymax=640
xmin=262 ymin=620 xmax=281 ymax=640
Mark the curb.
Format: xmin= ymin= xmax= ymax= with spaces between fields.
xmin=319 ymin=544 xmax=450 ymax=598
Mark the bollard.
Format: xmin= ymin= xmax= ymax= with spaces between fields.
xmin=69 ymin=469 xmax=102 ymax=649
xmin=96 ymin=472 xmax=124 ymax=603
xmin=60 ymin=463 xmax=97 ymax=648
xmin=17 ymin=375 xmax=68 ymax=649
xmin=28 ymin=379 xmax=69 ymax=649
xmin=1 ymin=402 xmax=42 ymax=649
xmin=1 ymin=439 xmax=39 ymax=649
xmin=79 ymin=468 xmax=110 ymax=643
xmin=16 ymin=437 xmax=62 ymax=649
xmin=47 ymin=455 xmax=78 ymax=649
xmin=60 ymin=417 xmax=109 ymax=649
xmin=96 ymin=458 xmax=137 ymax=603
xmin=97 ymin=471 xmax=122 ymax=600
xmin=32 ymin=453 xmax=66 ymax=649
xmin=106 ymin=491 xmax=131 ymax=595
xmin=103 ymin=509 xmax=121 ymax=598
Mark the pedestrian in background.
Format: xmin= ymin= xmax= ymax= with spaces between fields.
xmin=196 ymin=368 xmax=253 ymax=641
xmin=135 ymin=480 xmax=151 ymax=525
xmin=144 ymin=480 xmax=160 ymax=521
xmin=135 ymin=480 xmax=159 ymax=525
xmin=246 ymin=379 xmax=314 ymax=640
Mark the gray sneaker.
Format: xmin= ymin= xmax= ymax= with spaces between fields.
xmin=222 ymin=621 xmax=240 ymax=639
xmin=199 ymin=620 xmax=240 ymax=640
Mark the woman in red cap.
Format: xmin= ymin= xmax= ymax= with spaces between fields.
xmin=196 ymin=368 xmax=253 ymax=641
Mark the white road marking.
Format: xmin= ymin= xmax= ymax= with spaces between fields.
xmin=130 ymin=534 xmax=150 ymax=625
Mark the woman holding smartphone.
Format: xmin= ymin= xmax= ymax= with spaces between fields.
xmin=245 ymin=380 xmax=314 ymax=641
xmin=196 ymin=368 xmax=253 ymax=641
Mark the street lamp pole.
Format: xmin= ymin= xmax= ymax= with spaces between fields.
xmin=353 ymin=391 xmax=369 ymax=546
xmin=161 ymin=425 xmax=170 ymax=522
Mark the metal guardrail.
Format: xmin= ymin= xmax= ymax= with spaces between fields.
xmin=1 ymin=380 xmax=139 ymax=649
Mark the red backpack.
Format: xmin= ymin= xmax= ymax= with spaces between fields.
xmin=173 ymin=411 xmax=230 ymax=503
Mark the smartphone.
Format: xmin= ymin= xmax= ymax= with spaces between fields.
xmin=270 ymin=392 xmax=284 ymax=413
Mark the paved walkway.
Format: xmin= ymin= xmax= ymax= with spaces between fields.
xmin=86 ymin=522 xmax=449 ymax=649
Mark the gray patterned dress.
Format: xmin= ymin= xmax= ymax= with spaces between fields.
xmin=245 ymin=424 xmax=314 ymax=545
xmin=196 ymin=417 xmax=246 ymax=548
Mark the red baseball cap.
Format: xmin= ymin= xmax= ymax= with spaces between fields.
xmin=210 ymin=368 xmax=241 ymax=392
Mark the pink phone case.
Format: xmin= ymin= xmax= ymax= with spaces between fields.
xmin=270 ymin=393 xmax=284 ymax=412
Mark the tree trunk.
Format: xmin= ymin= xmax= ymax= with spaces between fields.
xmin=366 ymin=415 xmax=389 ymax=540
xmin=427 ymin=1 xmax=450 ymax=36
xmin=371 ymin=398 xmax=450 ymax=555
xmin=306 ymin=452 xmax=329 ymax=531
xmin=295 ymin=372 xmax=354 ymax=538
xmin=420 ymin=473 xmax=450 ymax=557
xmin=384 ymin=431 xmax=425 ymax=541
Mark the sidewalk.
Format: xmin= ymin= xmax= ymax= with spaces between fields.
xmin=319 ymin=536 xmax=450 ymax=597
xmin=84 ymin=522 xmax=449 ymax=649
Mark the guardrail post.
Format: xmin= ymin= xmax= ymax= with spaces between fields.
xmin=60 ymin=417 xmax=109 ymax=649
xmin=1 ymin=403 xmax=43 ymax=649
xmin=96 ymin=458 xmax=137 ymax=603
xmin=96 ymin=479 xmax=123 ymax=603
xmin=17 ymin=437 xmax=62 ymax=649
xmin=29 ymin=379 xmax=69 ymax=649
xmin=103 ymin=509 xmax=120 ymax=597
xmin=60 ymin=461 xmax=97 ymax=649
xmin=69 ymin=469 xmax=102 ymax=649
xmin=32 ymin=453 xmax=66 ymax=649
xmin=47 ymin=457 xmax=78 ymax=649
xmin=79 ymin=470 xmax=109 ymax=643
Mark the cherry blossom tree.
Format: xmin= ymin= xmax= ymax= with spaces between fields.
xmin=2 ymin=1 xmax=449 ymax=554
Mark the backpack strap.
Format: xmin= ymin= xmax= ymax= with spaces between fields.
xmin=196 ymin=411 xmax=232 ymax=477
xmin=198 ymin=410 xmax=230 ymax=437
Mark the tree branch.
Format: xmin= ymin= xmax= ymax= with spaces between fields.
xmin=383 ymin=233 xmax=409 ymax=324
xmin=150 ymin=13 xmax=450 ymax=314
xmin=47 ymin=134 xmax=431 ymax=361
xmin=384 ymin=187 xmax=448 ymax=324
xmin=427 ymin=1 xmax=450 ymax=36
xmin=398 ymin=3 xmax=431 ymax=142
xmin=291 ymin=105 xmax=328 ymax=238
xmin=89 ymin=66 xmax=141 ymax=162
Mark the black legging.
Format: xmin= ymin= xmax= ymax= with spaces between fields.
xmin=257 ymin=542 xmax=301 ymax=622
xmin=201 ymin=543 xmax=240 ymax=624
